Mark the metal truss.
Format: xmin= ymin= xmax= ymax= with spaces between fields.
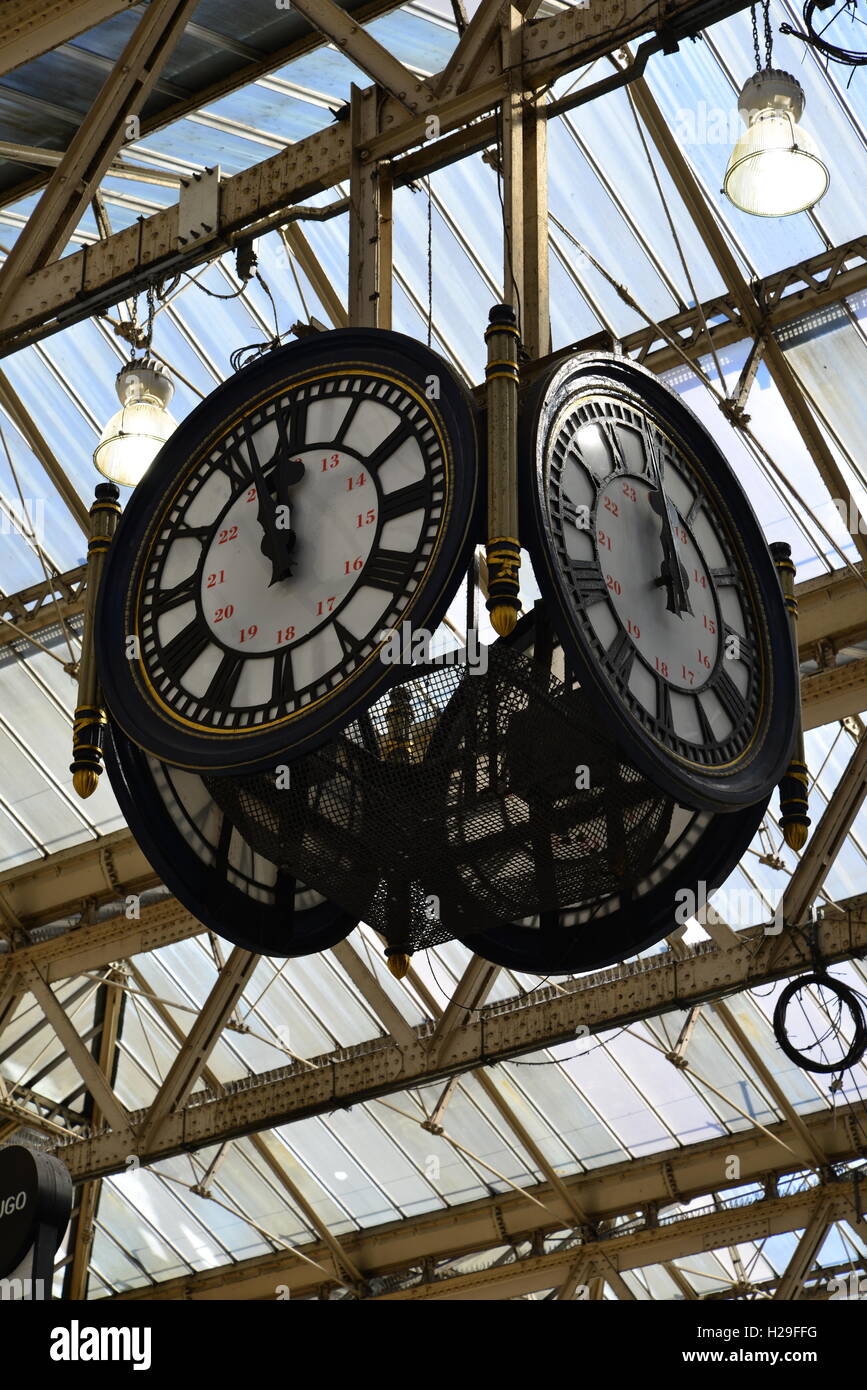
xmin=105 ymin=1104 xmax=866 ymax=1299
xmin=0 ymin=0 xmax=755 ymax=353
xmin=0 ymin=2 xmax=133 ymax=78
xmin=4 ymin=893 xmax=858 ymax=1182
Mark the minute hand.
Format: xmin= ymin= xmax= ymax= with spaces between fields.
xmin=241 ymin=424 xmax=295 ymax=585
xmin=644 ymin=429 xmax=692 ymax=617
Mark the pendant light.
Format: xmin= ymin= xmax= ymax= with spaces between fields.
xmin=93 ymin=356 xmax=177 ymax=487
xmin=723 ymin=1 xmax=829 ymax=217
xmin=94 ymin=285 xmax=177 ymax=488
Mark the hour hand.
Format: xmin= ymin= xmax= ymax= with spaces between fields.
xmin=256 ymin=477 xmax=295 ymax=585
xmin=648 ymin=488 xmax=692 ymax=617
xmin=242 ymin=436 xmax=296 ymax=585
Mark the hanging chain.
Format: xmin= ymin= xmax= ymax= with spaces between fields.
xmin=144 ymin=280 xmax=157 ymax=354
xmin=763 ymin=0 xmax=774 ymax=69
xmin=752 ymin=1 xmax=774 ymax=70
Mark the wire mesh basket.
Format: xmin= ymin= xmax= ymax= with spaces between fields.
xmin=203 ymin=639 xmax=674 ymax=957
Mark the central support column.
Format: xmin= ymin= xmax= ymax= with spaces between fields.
xmin=349 ymin=83 xmax=393 ymax=328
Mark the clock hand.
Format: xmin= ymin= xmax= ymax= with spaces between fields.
xmin=242 ymin=429 xmax=297 ymax=585
xmin=643 ymin=427 xmax=692 ymax=617
xmin=264 ymin=447 xmax=306 ymax=581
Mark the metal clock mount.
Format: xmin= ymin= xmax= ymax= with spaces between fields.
xmin=76 ymin=319 xmax=805 ymax=977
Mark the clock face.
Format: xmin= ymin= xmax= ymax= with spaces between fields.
xmin=97 ymin=331 xmax=478 ymax=772
xmin=103 ymin=720 xmax=356 ymax=957
xmin=521 ymin=354 xmax=798 ymax=811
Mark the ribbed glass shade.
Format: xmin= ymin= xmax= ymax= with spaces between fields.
xmin=93 ymin=399 xmax=177 ymax=487
xmin=723 ymin=108 xmax=829 ymax=217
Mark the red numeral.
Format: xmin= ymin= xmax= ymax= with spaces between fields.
xmin=316 ymin=597 xmax=337 ymax=616
xmin=697 ymin=649 xmax=712 ymax=669
xmin=240 ymin=624 xmax=258 ymax=642
xmin=245 ymin=486 xmax=256 ymax=503
xmin=693 ymin=568 xmax=707 ymax=589
xmin=214 ymin=604 xmax=234 ymax=622
xmin=622 ymin=482 xmax=637 ymax=502
xmin=627 ymin=618 xmax=640 ymax=638
xmin=356 ymin=509 xmax=376 ymax=528
xmin=206 ymin=571 xmax=225 ymax=588
xmin=346 ymin=473 xmax=366 ymax=490
xmin=655 ymin=657 xmax=669 ymax=677
xmin=703 ymin=614 xmax=716 ymax=634
xmin=606 ymin=574 xmax=621 ymax=595
xmin=598 ymin=529 xmax=612 ymax=550
xmin=321 ymin=453 xmax=341 ymax=471
xmin=603 ymin=496 xmax=619 ymax=517
xmin=277 ymin=626 xmax=296 ymax=643
xmin=681 ymin=665 xmax=695 ymax=684
xmin=218 ymin=525 xmax=238 ymax=545
xmin=673 ymin=526 xmax=688 ymax=544
xmin=343 ymin=556 xmax=364 ymax=575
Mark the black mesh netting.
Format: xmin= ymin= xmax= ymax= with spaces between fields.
xmin=203 ymin=643 xmax=674 ymax=954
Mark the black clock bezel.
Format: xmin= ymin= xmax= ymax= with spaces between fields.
xmin=447 ymin=609 xmax=770 ymax=975
xmin=519 ymin=352 xmax=798 ymax=812
xmin=102 ymin=719 xmax=356 ymax=957
xmin=96 ymin=329 xmax=480 ymax=774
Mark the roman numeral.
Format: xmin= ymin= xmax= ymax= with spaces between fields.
xmin=363 ymin=548 xmax=416 ymax=593
xmin=366 ymin=422 xmax=414 ymax=475
xmin=272 ymin=648 xmax=295 ymax=706
xmin=606 ymin=629 xmax=635 ymax=682
xmin=696 ymin=697 xmax=717 ymax=746
xmin=204 ymin=652 xmax=244 ymax=709
xmin=568 ymin=559 xmax=608 ymax=605
xmin=333 ymin=620 xmax=358 ymax=662
xmin=221 ymin=427 xmax=253 ymax=488
xmin=175 ymin=520 xmax=212 ymax=544
xmin=656 ymin=675 xmax=673 ymax=728
xmin=598 ymin=418 xmax=627 ymax=472
xmin=710 ymin=566 xmax=739 ymax=588
xmin=560 ymin=496 xmax=591 ymax=530
xmin=161 ymin=621 xmax=210 ymax=677
xmin=713 ymin=667 xmax=747 ymax=725
xmin=380 ymin=479 xmax=430 ymax=523
xmin=154 ymin=572 xmax=198 ymax=615
xmin=333 ymin=394 xmax=362 ymax=447
xmin=685 ymin=495 xmax=702 ymax=528
xmin=722 ymin=623 xmax=755 ymax=666
xmin=276 ymin=393 xmax=308 ymax=455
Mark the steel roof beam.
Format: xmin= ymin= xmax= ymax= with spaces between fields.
xmin=772 ymin=1195 xmax=834 ymax=1301
xmin=0 ymin=1 xmax=135 ymax=78
xmin=289 ymin=0 xmax=428 ymax=108
xmin=0 ymin=0 xmax=200 ymax=325
xmin=0 ymin=0 xmax=755 ymax=354
xmin=23 ymin=962 xmax=130 ymax=1134
xmin=373 ymin=1184 xmax=855 ymax=1299
xmin=107 ymin=1111 xmax=864 ymax=1299
xmin=136 ymin=946 xmax=259 ymax=1152
xmin=64 ymin=966 xmax=126 ymax=1299
xmin=44 ymin=895 xmax=867 ymax=1181
xmin=802 ymin=660 xmax=867 ymax=732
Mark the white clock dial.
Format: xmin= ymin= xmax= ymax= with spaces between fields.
xmin=138 ymin=372 xmax=446 ymax=732
xmin=543 ymin=391 xmax=760 ymax=767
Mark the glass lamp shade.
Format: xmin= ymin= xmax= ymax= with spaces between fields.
xmin=93 ymin=357 xmax=177 ymax=487
xmin=723 ymin=70 xmax=829 ymax=217
xmin=93 ymin=399 xmax=178 ymax=487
